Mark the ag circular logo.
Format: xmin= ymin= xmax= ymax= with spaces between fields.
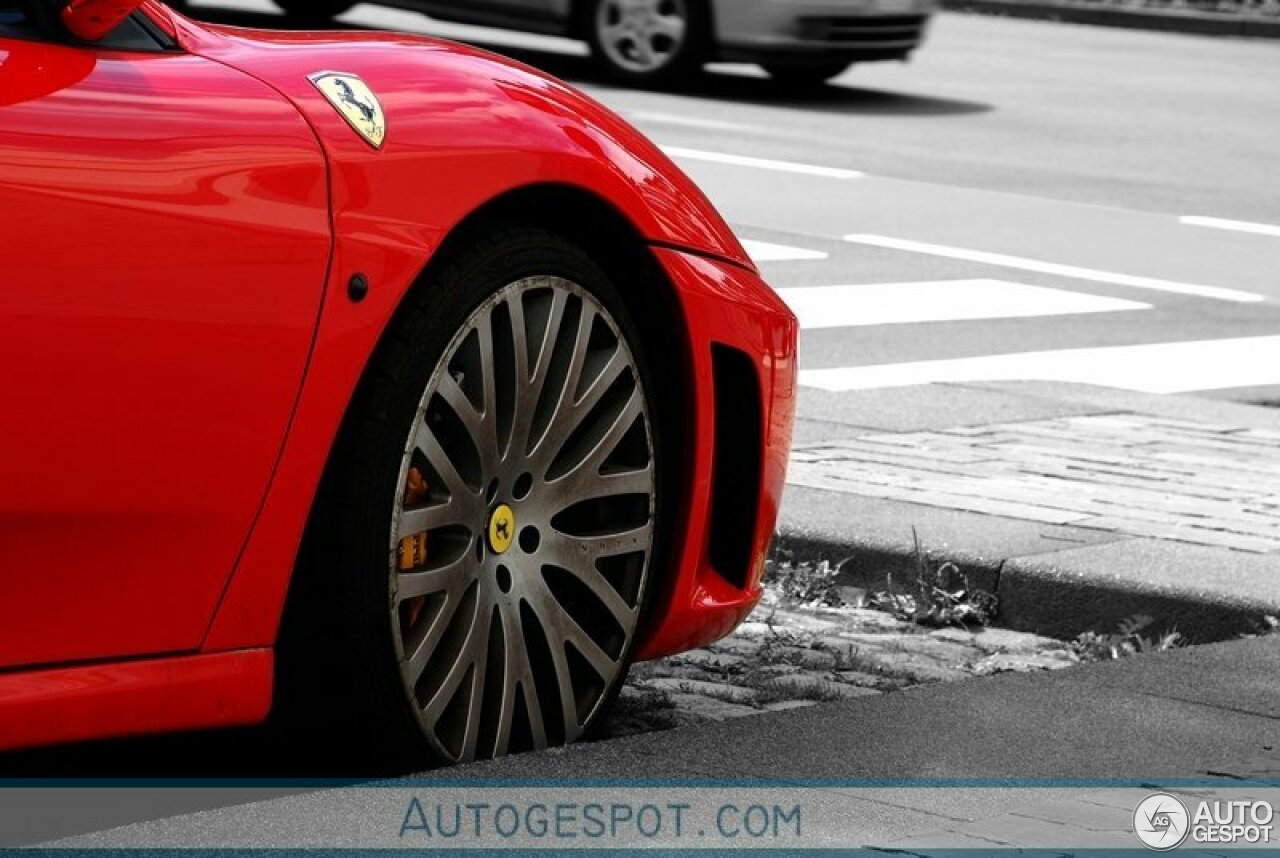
xmin=1134 ymin=793 xmax=1191 ymax=850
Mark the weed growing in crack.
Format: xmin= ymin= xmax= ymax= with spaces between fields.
xmin=1071 ymin=614 xmax=1184 ymax=661
xmin=867 ymin=529 xmax=999 ymax=629
xmin=1241 ymin=615 xmax=1280 ymax=639
xmin=765 ymin=543 xmax=852 ymax=608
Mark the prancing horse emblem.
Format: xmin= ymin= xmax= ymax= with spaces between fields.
xmin=488 ymin=504 xmax=515 ymax=555
xmin=309 ymin=72 xmax=386 ymax=149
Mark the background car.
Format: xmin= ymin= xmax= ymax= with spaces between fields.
xmin=186 ymin=0 xmax=937 ymax=87
xmin=0 ymin=0 xmax=796 ymax=767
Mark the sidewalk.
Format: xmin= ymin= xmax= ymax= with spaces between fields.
xmin=943 ymin=0 xmax=1280 ymax=39
xmin=783 ymin=381 xmax=1280 ymax=641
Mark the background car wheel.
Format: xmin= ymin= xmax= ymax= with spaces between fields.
xmin=272 ymin=0 xmax=354 ymax=22
xmin=585 ymin=0 xmax=708 ymax=87
xmin=277 ymin=227 xmax=662 ymax=770
xmin=763 ymin=63 xmax=853 ymax=87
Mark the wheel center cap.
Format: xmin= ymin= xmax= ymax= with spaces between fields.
xmin=488 ymin=504 xmax=516 ymax=555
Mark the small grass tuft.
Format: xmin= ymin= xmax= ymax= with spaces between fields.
xmin=1242 ymin=615 xmax=1280 ymax=639
xmin=867 ymin=529 xmax=999 ymax=628
xmin=1071 ymin=614 xmax=1184 ymax=662
xmin=765 ymin=543 xmax=852 ymax=608
xmin=597 ymin=683 xmax=680 ymax=738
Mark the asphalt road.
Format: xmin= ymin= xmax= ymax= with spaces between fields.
xmin=5 ymin=0 xmax=1279 ymax=780
xmin=200 ymin=0 xmax=1280 ymax=413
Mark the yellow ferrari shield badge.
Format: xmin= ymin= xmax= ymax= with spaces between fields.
xmin=309 ymin=72 xmax=386 ymax=149
xmin=488 ymin=504 xmax=516 ymax=555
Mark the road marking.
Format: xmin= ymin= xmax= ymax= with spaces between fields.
xmin=626 ymin=111 xmax=753 ymax=133
xmin=843 ymin=234 xmax=1266 ymax=304
xmin=1181 ymin=216 xmax=1280 ymax=238
xmin=661 ymin=146 xmax=864 ymax=180
xmin=800 ymin=335 xmax=1280 ymax=394
xmin=779 ymin=280 xmax=1148 ymax=329
xmin=743 ymin=240 xmax=829 ymax=263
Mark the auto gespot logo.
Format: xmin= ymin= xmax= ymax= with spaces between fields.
xmin=1135 ymin=793 xmax=1275 ymax=850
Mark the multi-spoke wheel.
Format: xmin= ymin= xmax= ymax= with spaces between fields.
xmin=277 ymin=228 xmax=660 ymax=769
xmin=392 ymin=275 xmax=656 ymax=763
xmin=586 ymin=0 xmax=708 ymax=87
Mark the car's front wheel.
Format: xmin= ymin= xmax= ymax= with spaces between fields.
xmin=586 ymin=0 xmax=708 ymax=87
xmin=278 ymin=227 xmax=661 ymax=768
xmin=272 ymin=0 xmax=355 ymax=22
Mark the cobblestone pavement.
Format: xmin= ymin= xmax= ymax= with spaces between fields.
xmin=601 ymin=590 xmax=1077 ymax=738
xmin=788 ymin=414 xmax=1280 ymax=554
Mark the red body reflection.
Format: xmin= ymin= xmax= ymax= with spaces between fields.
xmin=0 ymin=1 xmax=796 ymax=753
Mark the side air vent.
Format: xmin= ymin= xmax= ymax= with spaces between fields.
xmin=707 ymin=345 xmax=763 ymax=590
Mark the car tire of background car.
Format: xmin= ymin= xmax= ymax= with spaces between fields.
xmin=762 ymin=63 xmax=853 ymax=88
xmin=275 ymin=226 xmax=662 ymax=771
xmin=584 ymin=0 xmax=709 ymax=88
xmin=272 ymin=0 xmax=355 ymax=22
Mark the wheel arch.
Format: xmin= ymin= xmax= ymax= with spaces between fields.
xmin=361 ymin=181 xmax=694 ymax=629
xmin=202 ymin=181 xmax=697 ymax=660
xmin=438 ymin=185 xmax=697 ymax=648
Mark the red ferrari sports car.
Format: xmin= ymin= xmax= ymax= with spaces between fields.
xmin=0 ymin=0 xmax=796 ymax=766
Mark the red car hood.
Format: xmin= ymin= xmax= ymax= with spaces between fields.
xmin=147 ymin=2 xmax=752 ymax=269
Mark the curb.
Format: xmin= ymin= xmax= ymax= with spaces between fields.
xmin=776 ymin=524 xmax=1280 ymax=645
xmin=942 ymin=0 xmax=1280 ymax=38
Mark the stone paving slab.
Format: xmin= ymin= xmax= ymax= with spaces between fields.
xmin=962 ymin=381 xmax=1280 ymax=432
xmin=789 ymin=413 xmax=1280 ymax=554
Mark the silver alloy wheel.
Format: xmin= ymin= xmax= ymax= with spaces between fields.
xmin=595 ymin=0 xmax=690 ymax=75
xmin=389 ymin=276 xmax=655 ymax=763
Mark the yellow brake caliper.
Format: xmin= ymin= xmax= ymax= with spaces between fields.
xmin=398 ymin=466 xmax=430 ymax=627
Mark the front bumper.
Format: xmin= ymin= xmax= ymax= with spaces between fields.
xmin=634 ymin=249 xmax=798 ymax=661
xmin=712 ymin=0 xmax=935 ymax=64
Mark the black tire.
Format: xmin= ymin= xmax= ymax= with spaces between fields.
xmin=763 ymin=62 xmax=853 ymax=87
xmin=276 ymin=226 xmax=662 ymax=772
xmin=584 ymin=0 xmax=709 ymax=88
xmin=272 ymin=0 xmax=355 ymax=22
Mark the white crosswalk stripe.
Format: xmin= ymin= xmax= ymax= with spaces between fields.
xmin=778 ymin=280 xmax=1148 ymax=329
xmin=745 ymin=233 xmax=1274 ymax=396
xmin=1180 ymin=216 xmax=1280 ymax=239
xmin=662 ymin=146 xmax=864 ymax=180
xmin=843 ymin=234 xmax=1265 ymax=303
xmin=800 ymin=335 xmax=1280 ymax=394
xmin=743 ymin=240 xmax=829 ymax=263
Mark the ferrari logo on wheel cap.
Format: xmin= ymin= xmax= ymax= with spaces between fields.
xmin=489 ymin=505 xmax=516 ymax=555
xmin=309 ymin=71 xmax=386 ymax=149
